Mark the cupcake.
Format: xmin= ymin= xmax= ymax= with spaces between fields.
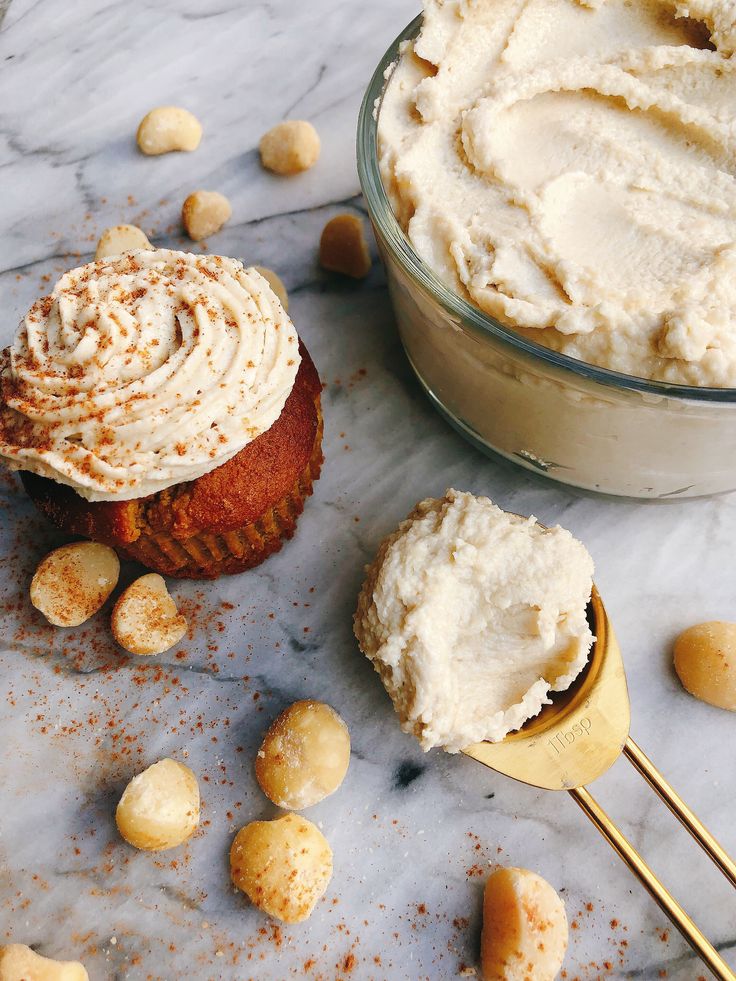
xmin=0 ymin=250 xmax=323 ymax=579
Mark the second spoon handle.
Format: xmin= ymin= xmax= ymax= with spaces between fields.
xmin=623 ymin=737 xmax=736 ymax=888
xmin=569 ymin=785 xmax=735 ymax=981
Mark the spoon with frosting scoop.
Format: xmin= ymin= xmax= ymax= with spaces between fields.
xmin=464 ymin=585 xmax=736 ymax=981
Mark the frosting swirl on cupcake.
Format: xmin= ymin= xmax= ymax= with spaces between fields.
xmin=0 ymin=250 xmax=301 ymax=501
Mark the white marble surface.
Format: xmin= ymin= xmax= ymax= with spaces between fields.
xmin=1 ymin=1 xmax=735 ymax=979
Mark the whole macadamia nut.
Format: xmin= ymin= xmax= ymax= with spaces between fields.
xmin=96 ymin=224 xmax=153 ymax=259
xmin=481 ymin=868 xmax=568 ymax=981
xmin=111 ymin=573 xmax=187 ymax=656
xmin=674 ymin=621 xmax=736 ymax=711
xmin=30 ymin=542 xmax=120 ymax=627
xmin=137 ymin=106 xmax=202 ymax=155
xmin=256 ymin=700 xmax=350 ymax=809
xmin=259 ymin=120 xmax=320 ymax=175
xmin=319 ymin=213 xmax=372 ymax=279
xmin=0 ymin=944 xmax=88 ymax=981
xmin=230 ymin=813 xmax=332 ymax=923
xmin=116 ymin=758 xmax=200 ymax=851
xmin=182 ymin=190 xmax=232 ymax=241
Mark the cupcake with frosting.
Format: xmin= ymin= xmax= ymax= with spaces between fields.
xmin=0 ymin=249 xmax=323 ymax=579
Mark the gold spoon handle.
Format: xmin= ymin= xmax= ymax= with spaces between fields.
xmin=624 ymin=737 xmax=736 ymax=888
xmin=569 ymin=785 xmax=735 ymax=981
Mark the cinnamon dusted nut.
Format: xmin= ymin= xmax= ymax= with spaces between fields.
xmin=111 ymin=573 xmax=187 ymax=656
xmin=259 ymin=120 xmax=320 ymax=175
xmin=116 ymin=758 xmax=200 ymax=851
xmin=230 ymin=813 xmax=332 ymax=923
xmin=319 ymin=214 xmax=372 ymax=279
xmin=136 ymin=106 xmax=202 ymax=155
xmin=0 ymin=944 xmax=89 ymax=981
xmin=254 ymin=266 xmax=289 ymax=311
xmin=481 ymin=868 xmax=568 ymax=981
xmin=30 ymin=542 xmax=120 ymax=627
xmin=96 ymin=224 xmax=153 ymax=259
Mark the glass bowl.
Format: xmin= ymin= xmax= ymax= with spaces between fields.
xmin=357 ymin=14 xmax=736 ymax=499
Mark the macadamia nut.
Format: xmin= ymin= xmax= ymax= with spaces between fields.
xmin=254 ymin=266 xmax=289 ymax=311
xmin=95 ymin=224 xmax=153 ymax=259
xmin=674 ymin=622 xmax=736 ymax=711
xmin=481 ymin=868 xmax=568 ymax=981
xmin=0 ymin=944 xmax=88 ymax=981
xmin=259 ymin=120 xmax=320 ymax=175
xmin=182 ymin=190 xmax=232 ymax=241
xmin=230 ymin=813 xmax=332 ymax=923
xmin=319 ymin=214 xmax=372 ymax=279
xmin=116 ymin=758 xmax=200 ymax=851
xmin=30 ymin=542 xmax=119 ymax=627
xmin=136 ymin=106 xmax=202 ymax=155
xmin=111 ymin=573 xmax=187 ymax=656
xmin=256 ymin=700 xmax=350 ymax=809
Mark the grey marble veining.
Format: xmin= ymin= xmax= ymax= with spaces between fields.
xmin=1 ymin=1 xmax=735 ymax=979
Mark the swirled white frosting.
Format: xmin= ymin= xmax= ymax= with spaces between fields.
xmin=0 ymin=250 xmax=301 ymax=501
xmin=379 ymin=0 xmax=736 ymax=386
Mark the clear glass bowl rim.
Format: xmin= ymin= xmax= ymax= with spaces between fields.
xmin=356 ymin=13 xmax=736 ymax=404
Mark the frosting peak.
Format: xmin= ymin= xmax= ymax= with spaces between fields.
xmin=0 ymin=250 xmax=301 ymax=500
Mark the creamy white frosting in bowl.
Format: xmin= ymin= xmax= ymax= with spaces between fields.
xmin=0 ymin=250 xmax=300 ymax=501
xmin=357 ymin=2 xmax=736 ymax=498
xmin=378 ymin=0 xmax=736 ymax=387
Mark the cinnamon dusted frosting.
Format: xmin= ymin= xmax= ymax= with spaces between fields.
xmin=0 ymin=250 xmax=300 ymax=501
xmin=379 ymin=0 xmax=736 ymax=386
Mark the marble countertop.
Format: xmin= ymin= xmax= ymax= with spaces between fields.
xmin=1 ymin=1 xmax=735 ymax=979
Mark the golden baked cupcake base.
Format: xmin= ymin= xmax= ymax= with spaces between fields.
xmin=21 ymin=345 xmax=323 ymax=580
xmin=119 ymin=410 xmax=322 ymax=578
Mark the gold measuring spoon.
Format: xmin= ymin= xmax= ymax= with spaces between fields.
xmin=464 ymin=586 xmax=736 ymax=981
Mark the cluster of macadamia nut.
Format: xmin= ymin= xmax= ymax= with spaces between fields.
xmin=111 ymin=699 xmax=349 ymax=925
xmin=127 ymin=110 xmax=323 ymax=251
xmin=227 ymin=700 xmax=350 ymax=923
xmin=30 ymin=542 xmax=187 ymax=657
xmin=93 ymin=106 xmax=233 ymax=256
xmin=99 ymin=106 xmax=371 ymax=297
xmin=257 ymin=118 xmax=375 ymax=283
xmin=28 ymin=540 xmax=350 ymax=925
